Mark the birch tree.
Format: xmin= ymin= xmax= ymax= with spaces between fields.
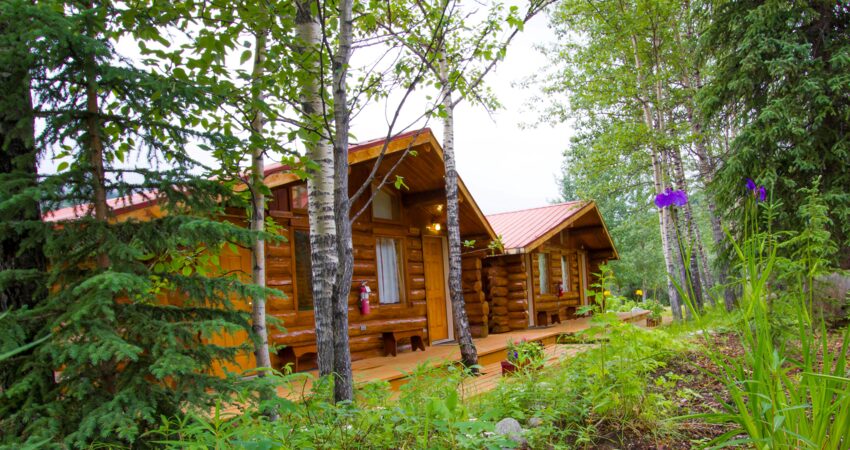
xmin=539 ymin=0 xmax=723 ymax=320
xmin=379 ymin=0 xmax=553 ymax=366
xmin=294 ymin=0 xmax=339 ymax=380
xmin=248 ymin=26 xmax=273 ymax=374
xmin=166 ymin=0 xmax=304 ymax=375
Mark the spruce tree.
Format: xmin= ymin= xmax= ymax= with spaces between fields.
xmin=704 ymin=0 xmax=850 ymax=268
xmin=0 ymin=1 xmax=267 ymax=446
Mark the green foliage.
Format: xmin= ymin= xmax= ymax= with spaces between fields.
xmin=642 ymin=299 xmax=664 ymax=320
xmin=506 ymin=339 xmax=545 ymax=367
xmin=0 ymin=1 xmax=275 ymax=446
xmin=581 ymin=264 xmax=618 ymax=314
xmin=487 ymin=235 xmax=505 ymax=256
xmin=704 ymin=0 xmax=850 ymax=267
xmin=689 ymin=190 xmax=850 ymax=449
xmin=152 ymin=365 xmax=515 ymax=449
xmin=150 ymin=324 xmax=691 ymax=449
xmin=541 ymin=0 xmax=713 ymax=304
xmin=478 ymin=317 xmax=684 ymax=448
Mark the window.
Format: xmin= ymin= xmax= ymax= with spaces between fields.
xmin=376 ymin=237 xmax=404 ymax=304
xmin=561 ymin=255 xmax=569 ymax=292
xmin=538 ymin=253 xmax=550 ymax=294
xmin=291 ymin=184 xmax=308 ymax=210
xmin=372 ymin=187 xmax=400 ymax=221
xmin=294 ymin=229 xmax=314 ymax=311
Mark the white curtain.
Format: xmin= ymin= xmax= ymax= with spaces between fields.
xmin=376 ymin=238 xmax=401 ymax=304
xmin=561 ymin=255 xmax=569 ymax=291
xmin=538 ymin=253 xmax=549 ymax=294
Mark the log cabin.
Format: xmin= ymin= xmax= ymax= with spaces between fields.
xmin=47 ymin=128 xmax=499 ymax=374
xmin=239 ymin=128 xmax=498 ymax=372
xmin=483 ymin=202 xmax=618 ymax=333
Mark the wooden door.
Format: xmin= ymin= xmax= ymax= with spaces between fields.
xmin=423 ymin=236 xmax=449 ymax=343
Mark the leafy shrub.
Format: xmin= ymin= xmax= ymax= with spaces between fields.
xmin=475 ymin=314 xmax=684 ymax=448
xmin=506 ymin=339 xmax=545 ymax=367
xmin=150 ymin=364 xmax=516 ymax=449
xmin=642 ymin=299 xmax=664 ymax=319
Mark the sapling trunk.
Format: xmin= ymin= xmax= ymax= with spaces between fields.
xmin=249 ymin=29 xmax=272 ymax=373
xmin=440 ymin=58 xmax=479 ymax=371
xmin=330 ymin=0 xmax=354 ymax=402
xmin=84 ymin=40 xmax=109 ymax=270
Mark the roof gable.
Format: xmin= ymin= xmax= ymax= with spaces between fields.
xmin=487 ymin=201 xmax=585 ymax=251
xmin=486 ymin=201 xmax=617 ymax=258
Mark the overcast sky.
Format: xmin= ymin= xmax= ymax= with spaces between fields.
xmin=350 ymin=13 xmax=571 ymax=215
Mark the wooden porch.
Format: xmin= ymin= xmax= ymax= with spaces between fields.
xmin=276 ymin=311 xmax=649 ymax=400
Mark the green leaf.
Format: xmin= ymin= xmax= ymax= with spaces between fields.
xmin=240 ymin=50 xmax=252 ymax=65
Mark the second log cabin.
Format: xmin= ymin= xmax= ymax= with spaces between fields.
xmin=483 ymin=202 xmax=618 ymax=332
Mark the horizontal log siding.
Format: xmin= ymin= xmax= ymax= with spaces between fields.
xmin=483 ymin=254 xmax=525 ymax=333
xmin=255 ymin=180 xmax=485 ymax=368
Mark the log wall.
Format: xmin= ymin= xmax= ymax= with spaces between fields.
xmin=461 ymin=255 xmax=488 ymax=337
xmin=483 ymin=254 xmax=527 ymax=333
xmin=482 ymin=226 xmax=615 ymax=333
xmin=248 ymin=176 xmax=487 ymax=370
xmin=530 ymin=249 xmax=582 ymax=321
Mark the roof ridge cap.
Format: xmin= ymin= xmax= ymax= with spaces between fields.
xmin=486 ymin=200 xmax=586 ymax=217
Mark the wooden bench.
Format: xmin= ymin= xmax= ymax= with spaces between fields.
xmin=278 ymin=343 xmax=317 ymax=373
xmin=382 ymin=330 xmax=426 ymax=357
xmin=536 ymin=309 xmax=561 ymax=327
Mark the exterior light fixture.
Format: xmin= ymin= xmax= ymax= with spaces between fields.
xmin=430 ymin=215 xmax=442 ymax=231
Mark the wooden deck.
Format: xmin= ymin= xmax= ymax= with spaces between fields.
xmin=274 ymin=310 xmax=649 ymax=400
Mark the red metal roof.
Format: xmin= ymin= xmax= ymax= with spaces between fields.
xmin=263 ymin=128 xmax=431 ymax=178
xmin=44 ymin=191 xmax=158 ymax=222
xmin=486 ymin=201 xmax=587 ymax=251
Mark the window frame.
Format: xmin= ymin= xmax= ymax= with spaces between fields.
xmin=374 ymin=235 xmax=407 ymax=306
xmin=290 ymin=183 xmax=309 ymax=213
xmin=370 ymin=185 xmax=403 ymax=224
xmin=291 ymin=227 xmax=314 ymax=313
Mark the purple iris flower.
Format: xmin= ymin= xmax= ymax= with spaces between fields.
xmin=745 ymin=178 xmax=767 ymax=202
xmin=655 ymin=188 xmax=688 ymax=209
xmin=670 ymin=190 xmax=688 ymax=206
xmin=654 ymin=189 xmax=672 ymax=208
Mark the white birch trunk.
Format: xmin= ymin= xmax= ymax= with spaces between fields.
xmin=249 ymin=29 xmax=272 ymax=371
xmin=296 ymin=0 xmax=337 ymax=377
xmin=630 ymin=35 xmax=683 ymax=321
xmin=669 ymin=145 xmax=705 ymax=310
xmin=440 ymin=58 xmax=479 ymax=370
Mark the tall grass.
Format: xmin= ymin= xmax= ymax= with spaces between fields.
xmin=686 ymin=189 xmax=850 ymax=449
